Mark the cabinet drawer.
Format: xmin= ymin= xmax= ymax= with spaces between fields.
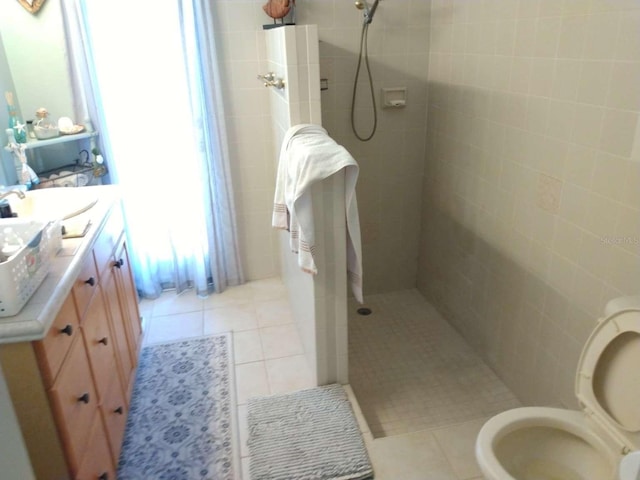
xmin=73 ymin=253 xmax=99 ymax=321
xmin=75 ymin=415 xmax=116 ymax=480
xmin=100 ymin=371 xmax=128 ymax=465
xmin=115 ymin=240 xmax=142 ymax=361
xmin=48 ymin=335 xmax=98 ymax=475
xmin=93 ymin=206 xmax=124 ymax=276
xmin=35 ymin=294 xmax=80 ymax=388
xmin=82 ymin=287 xmax=118 ymax=402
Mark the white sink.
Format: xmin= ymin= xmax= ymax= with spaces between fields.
xmin=7 ymin=187 xmax=99 ymax=221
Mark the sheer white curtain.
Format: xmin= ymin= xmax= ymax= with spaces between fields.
xmin=61 ymin=0 xmax=244 ymax=298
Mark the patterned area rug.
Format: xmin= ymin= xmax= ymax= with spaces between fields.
xmin=118 ymin=335 xmax=238 ymax=480
xmin=248 ymin=384 xmax=373 ymax=480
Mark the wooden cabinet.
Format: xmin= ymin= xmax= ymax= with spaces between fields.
xmin=74 ymin=417 xmax=116 ymax=480
xmin=47 ymin=334 xmax=99 ymax=475
xmin=0 ymin=203 xmax=142 ymax=480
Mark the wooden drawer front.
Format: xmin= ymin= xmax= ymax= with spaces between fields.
xmin=93 ymin=206 xmax=124 ymax=276
xmin=100 ymin=371 xmax=128 ymax=465
xmin=116 ymin=240 xmax=142 ymax=360
xmin=75 ymin=416 xmax=116 ymax=480
xmin=103 ymin=269 xmax=134 ymax=398
xmin=73 ymin=254 xmax=99 ymax=321
xmin=48 ymin=336 xmax=98 ymax=474
xmin=82 ymin=287 xmax=118 ymax=403
xmin=36 ymin=294 xmax=80 ymax=388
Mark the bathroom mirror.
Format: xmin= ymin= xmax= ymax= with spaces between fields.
xmin=0 ymin=1 xmax=77 ymax=186
xmin=0 ymin=0 xmax=74 ymax=124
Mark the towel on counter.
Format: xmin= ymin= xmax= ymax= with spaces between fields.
xmin=273 ymin=124 xmax=363 ymax=303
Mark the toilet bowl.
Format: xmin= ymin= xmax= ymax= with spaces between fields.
xmin=476 ymin=295 xmax=640 ymax=480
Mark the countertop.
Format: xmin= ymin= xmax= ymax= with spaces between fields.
xmin=0 ymin=185 xmax=121 ymax=344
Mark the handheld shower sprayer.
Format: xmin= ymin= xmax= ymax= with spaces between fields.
xmin=350 ymin=0 xmax=381 ymax=141
xmin=351 ymin=0 xmax=380 ymax=142
xmin=354 ymin=0 xmax=380 ymax=25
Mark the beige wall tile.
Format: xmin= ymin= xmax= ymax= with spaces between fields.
xmin=418 ymin=0 xmax=640 ymax=408
xmin=599 ymin=109 xmax=639 ymax=157
xmin=577 ymin=61 xmax=612 ymax=106
xmin=591 ymin=152 xmax=632 ymax=201
xmin=536 ymin=174 xmax=563 ymax=214
xmin=615 ymin=10 xmax=640 ymax=61
xmin=606 ymin=62 xmax=640 ymax=111
xmin=584 ymin=11 xmax=621 ymax=61
xmin=573 ymin=104 xmax=605 ymax=148
xmin=614 ymin=205 xmax=640 ymax=255
xmin=558 ymin=15 xmax=588 ymax=58
xmin=552 ymin=60 xmax=582 ymax=102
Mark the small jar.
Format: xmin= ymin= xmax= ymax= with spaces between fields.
xmin=33 ymin=108 xmax=59 ymax=140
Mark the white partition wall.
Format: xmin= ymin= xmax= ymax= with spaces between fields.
xmin=265 ymin=25 xmax=349 ymax=385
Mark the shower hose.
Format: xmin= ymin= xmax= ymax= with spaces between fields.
xmin=350 ymin=21 xmax=377 ymax=142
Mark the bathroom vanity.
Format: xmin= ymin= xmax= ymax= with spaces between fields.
xmin=0 ymin=185 xmax=141 ymax=480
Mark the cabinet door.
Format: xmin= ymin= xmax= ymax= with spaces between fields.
xmin=93 ymin=206 xmax=124 ymax=275
xmin=114 ymin=240 xmax=142 ymax=363
xmin=73 ymin=253 xmax=99 ymax=322
xmin=100 ymin=370 xmax=128 ymax=466
xmin=34 ymin=293 xmax=80 ymax=388
xmin=102 ymin=265 xmax=134 ymax=400
xmin=74 ymin=416 xmax=116 ymax=480
xmin=82 ymin=285 xmax=119 ymax=403
xmin=47 ymin=335 xmax=98 ymax=476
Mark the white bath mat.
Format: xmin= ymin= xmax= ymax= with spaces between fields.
xmin=247 ymin=384 xmax=374 ymax=480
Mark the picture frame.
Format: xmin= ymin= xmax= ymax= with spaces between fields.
xmin=17 ymin=0 xmax=46 ymax=14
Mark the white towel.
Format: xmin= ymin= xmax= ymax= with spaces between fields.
xmin=273 ymin=124 xmax=363 ymax=303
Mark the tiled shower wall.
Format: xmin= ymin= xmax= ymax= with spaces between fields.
xmin=215 ymin=0 xmax=431 ymax=293
xmin=265 ymin=25 xmax=349 ymax=385
xmin=296 ymin=0 xmax=431 ymax=294
xmin=418 ymin=0 xmax=640 ymax=408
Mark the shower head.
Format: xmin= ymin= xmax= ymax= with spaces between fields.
xmin=354 ymin=0 xmax=380 ymax=25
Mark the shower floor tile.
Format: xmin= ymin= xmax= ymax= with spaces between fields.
xmin=349 ymin=289 xmax=521 ymax=438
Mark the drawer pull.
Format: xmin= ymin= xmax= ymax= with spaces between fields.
xmin=113 ymin=258 xmax=124 ymax=269
xmin=59 ymin=324 xmax=73 ymax=336
xmin=98 ymin=473 xmax=109 ymax=480
xmin=114 ymin=406 xmax=124 ymax=415
xmin=98 ymin=337 xmax=109 ymax=346
xmin=77 ymin=393 xmax=90 ymax=404
xmin=84 ymin=277 xmax=96 ymax=287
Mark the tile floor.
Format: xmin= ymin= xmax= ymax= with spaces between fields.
xmin=349 ymin=289 xmax=522 ymax=438
xmin=140 ymin=277 xmax=499 ymax=480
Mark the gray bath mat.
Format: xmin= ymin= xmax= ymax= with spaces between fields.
xmin=247 ymin=384 xmax=373 ymax=480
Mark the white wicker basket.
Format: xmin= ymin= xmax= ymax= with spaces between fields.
xmin=0 ymin=219 xmax=62 ymax=317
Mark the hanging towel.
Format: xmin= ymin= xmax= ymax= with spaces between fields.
xmin=273 ymin=124 xmax=363 ymax=303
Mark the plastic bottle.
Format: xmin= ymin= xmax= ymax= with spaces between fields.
xmin=7 ymin=105 xmax=27 ymax=144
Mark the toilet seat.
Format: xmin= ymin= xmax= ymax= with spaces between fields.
xmin=575 ymin=308 xmax=640 ymax=453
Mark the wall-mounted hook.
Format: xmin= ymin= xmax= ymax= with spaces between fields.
xmin=257 ymin=72 xmax=285 ymax=90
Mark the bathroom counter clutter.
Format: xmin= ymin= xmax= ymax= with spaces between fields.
xmin=0 ymin=184 xmax=121 ymax=344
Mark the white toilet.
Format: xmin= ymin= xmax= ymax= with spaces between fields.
xmin=476 ymin=295 xmax=640 ymax=480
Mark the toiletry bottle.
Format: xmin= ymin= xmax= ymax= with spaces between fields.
xmin=0 ymin=200 xmax=15 ymax=219
xmin=7 ymin=105 xmax=27 ymax=144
